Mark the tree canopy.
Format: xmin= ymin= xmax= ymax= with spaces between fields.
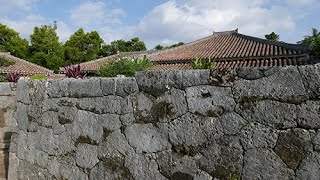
xmin=101 ymin=37 xmax=147 ymax=56
xmin=154 ymin=42 xmax=185 ymax=50
xmin=29 ymin=24 xmax=64 ymax=71
xmin=0 ymin=23 xmax=28 ymax=59
xmin=298 ymin=28 xmax=320 ymax=58
xmin=265 ymin=32 xmax=279 ymax=42
xmin=64 ymin=28 xmax=104 ymax=64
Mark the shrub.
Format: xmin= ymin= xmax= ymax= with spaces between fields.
xmin=98 ymin=56 xmax=153 ymax=77
xmin=0 ymin=57 xmax=14 ymax=67
xmin=7 ymin=73 xmax=20 ymax=83
xmin=64 ymin=64 xmax=87 ymax=79
xmin=0 ymin=74 xmax=7 ymax=82
xmin=192 ymin=57 xmax=216 ymax=70
xmin=30 ymin=74 xmax=47 ymax=80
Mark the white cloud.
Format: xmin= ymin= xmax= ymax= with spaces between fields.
xmin=0 ymin=0 xmax=39 ymax=13
xmin=70 ymin=1 xmax=125 ymax=27
xmin=1 ymin=15 xmax=73 ymax=42
xmin=132 ymin=0 xmax=298 ymax=48
xmin=1 ymin=15 xmax=46 ymax=39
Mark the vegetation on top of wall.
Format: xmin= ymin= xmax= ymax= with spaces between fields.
xmin=64 ymin=64 xmax=87 ymax=79
xmin=298 ymin=28 xmax=320 ymax=58
xmin=191 ymin=57 xmax=216 ymax=70
xmin=98 ymin=56 xmax=153 ymax=77
xmin=0 ymin=57 xmax=14 ymax=67
xmin=30 ymin=74 xmax=48 ymax=80
xmin=7 ymin=73 xmax=21 ymax=83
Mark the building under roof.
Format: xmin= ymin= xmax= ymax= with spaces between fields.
xmin=148 ymin=29 xmax=314 ymax=70
xmin=0 ymin=52 xmax=54 ymax=76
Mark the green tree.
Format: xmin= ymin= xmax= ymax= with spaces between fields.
xmin=155 ymin=44 xmax=164 ymax=50
xmin=98 ymin=56 xmax=152 ymax=77
xmin=0 ymin=23 xmax=29 ymax=59
xmin=169 ymin=42 xmax=185 ymax=48
xmin=298 ymin=28 xmax=320 ymax=58
xmin=65 ymin=28 xmax=104 ymax=64
xmin=265 ymin=32 xmax=280 ymax=42
xmin=29 ymin=24 xmax=64 ymax=71
xmin=101 ymin=37 xmax=147 ymax=56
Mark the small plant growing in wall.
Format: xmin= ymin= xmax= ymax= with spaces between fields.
xmin=7 ymin=73 xmax=21 ymax=83
xmin=30 ymin=74 xmax=47 ymax=80
xmin=64 ymin=64 xmax=87 ymax=79
xmin=191 ymin=57 xmax=216 ymax=70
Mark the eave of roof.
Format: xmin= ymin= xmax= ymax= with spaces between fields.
xmin=0 ymin=52 xmax=54 ymax=75
xmin=148 ymin=29 xmax=311 ymax=63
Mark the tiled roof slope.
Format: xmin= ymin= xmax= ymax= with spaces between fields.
xmin=148 ymin=29 xmax=311 ymax=64
xmin=0 ymin=52 xmax=54 ymax=75
xmin=149 ymin=57 xmax=313 ymax=70
xmin=59 ymin=50 xmax=157 ymax=73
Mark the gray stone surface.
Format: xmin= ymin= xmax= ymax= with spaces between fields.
xmin=233 ymin=66 xmax=308 ymax=103
xmin=11 ymin=65 xmax=320 ymax=179
xmin=186 ymin=85 xmax=235 ymax=117
xmin=68 ymin=78 xmax=103 ymax=98
xmin=298 ymin=101 xmax=320 ymax=129
xmin=75 ymin=144 xmax=99 ymax=169
xmin=115 ymin=77 xmax=139 ymax=97
xmin=299 ymin=63 xmax=320 ymax=99
xmin=242 ymin=149 xmax=295 ymax=180
xmin=136 ymin=70 xmax=210 ymax=96
xmin=296 ymin=152 xmax=320 ymax=180
xmin=0 ymin=83 xmax=14 ymax=96
xmin=125 ymin=124 xmax=171 ymax=153
xmin=240 ymin=122 xmax=278 ymax=149
xmin=238 ymin=100 xmax=297 ymax=129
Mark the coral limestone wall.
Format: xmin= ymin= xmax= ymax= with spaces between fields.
xmin=14 ymin=64 xmax=320 ymax=180
xmin=0 ymin=83 xmax=16 ymax=179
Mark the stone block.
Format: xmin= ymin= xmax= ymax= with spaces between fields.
xmin=100 ymin=78 xmax=116 ymax=95
xmin=75 ymin=144 xmax=99 ymax=169
xmin=0 ymin=83 xmax=13 ymax=96
xmin=238 ymin=100 xmax=297 ymax=129
xmin=124 ymin=123 xmax=171 ymax=153
xmin=186 ymin=85 xmax=235 ymax=117
xmin=136 ymin=70 xmax=210 ymax=96
xmin=299 ymin=63 xmax=320 ymax=99
xmin=242 ymin=149 xmax=295 ymax=180
xmin=115 ymin=77 xmax=139 ymax=97
xmin=68 ymin=78 xmax=103 ymax=98
xmin=298 ymin=101 xmax=320 ymax=129
xmin=233 ymin=66 xmax=308 ymax=104
xmin=240 ymin=122 xmax=278 ymax=149
xmin=296 ymin=152 xmax=320 ymax=180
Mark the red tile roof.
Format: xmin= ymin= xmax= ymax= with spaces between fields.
xmin=0 ymin=52 xmax=54 ymax=75
xmin=149 ymin=56 xmax=312 ymax=70
xmin=147 ymin=29 xmax=315 ymax=70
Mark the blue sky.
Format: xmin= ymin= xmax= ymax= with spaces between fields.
xmin=0 ymin=0 xmax=319 ymax=49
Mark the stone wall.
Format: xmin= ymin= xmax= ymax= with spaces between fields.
xmin=0 ymin=83 xmax=16 ymax=179
xmin=13 ymin=64 xmax=320 ymax=180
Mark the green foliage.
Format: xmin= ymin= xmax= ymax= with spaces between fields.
xmin=155 ymin=44 xmax=164 ymax=50
xmin=29 ymin=24 xmax=64 ymax=71
xmin=265 ymin=32 xmax=280 ymax=42
xmin=0 ymin=57 xmax=14 ymax=67
xmin=192 ymin=58 xmax=216 ymax=70
xmin=0 ymin=23 xmax=29 ymax=59
xmin=30 ymin=74 xmax=47 ymax=80
xmin=101 ymin=37 xmax=147 ymax=56
xmin=98 ymin=56 xmax=153 ymax=77
xmin=298 ymin=28 xmax=320 ymax=58
xmin=64 ymin=28 xmax=104 ymax=64
xmin=0 ymin=74 xmax=7 ymax=82
xmin=169 ymin=42 xmax=185 ymax=48
xmin=154 ymin=42 xmax=185 ymax=50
